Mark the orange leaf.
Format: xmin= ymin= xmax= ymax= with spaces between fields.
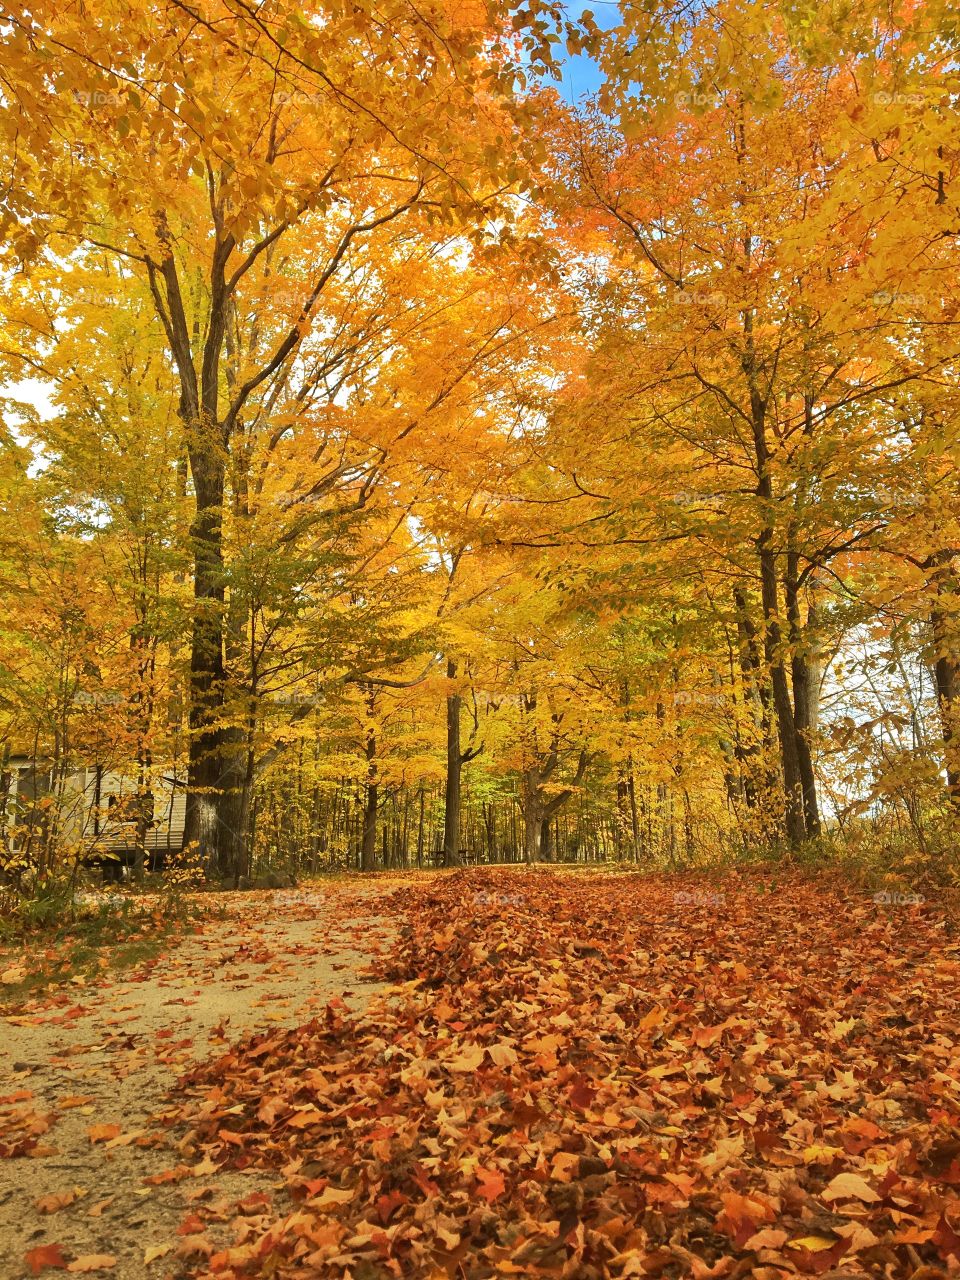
xmin=35 ymin=1191 xmax=77 ymax=1214
xmin=475 ymin=1166 xmax=506 ymax=1203
xmin=286 ymin=1107 xmax=324 ymax=1129
xmin=86 ymin=1124 xmax=121 ymax=1144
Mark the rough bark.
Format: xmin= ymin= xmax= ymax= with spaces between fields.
xmin=443 ymin=659 xmax=463 ymax=867
xmin=786 ymin=556 xmax=821 ymax=838
xmin=928 ymin=550 xmax=960 ymax=805
xmin=361 ymin=707 xmax=378 ymax=872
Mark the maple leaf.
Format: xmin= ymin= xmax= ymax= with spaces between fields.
xmin=743 ymin=1227 xmax=789 ymax=1250
xmin=308 ymin=1185 xmax=355 ymax=1209
xmin=66 ymin=1257 xmax=116 ymax=1273
xmin=475 ymin=1166 xmax=506 ymax=1202
xmin=821 ymin=1171 xmax=880 ymax=1203
xmin=286 ymin=1107 xmax=324 ymax=1129
xmin=376 ymin=1189 xmax=407 ymax=1223
xmin=486 ymin=1042 xmax=518 ymax=1068
xmin=86 ymin=1124 xmax=121 ymax=1144
xmin=447 ymin=1043 xmax=485 ymax=1072
xmin=933 ymin=1214 xmax=960 ymax=1260
xmin=24 ymin=1244 xmax=68 ymax=1275
xmin=34 ymin=1191 xmax=78 ymax=1214
xmin=787 ymin=1234 xmax=839 ymax=1252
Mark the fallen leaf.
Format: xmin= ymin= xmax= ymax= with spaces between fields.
xmin=309 ymin=1185 xmax=355 ymax=1208
xmin=822 ymin=1171 xmax=880 ymax=1203
xmin=143 ymin=1244 xmax=172 ymax=1265
xmin=24 ymin=1244 xmax=68 ymax=1274
xmin=35 ymin=1191 xmax=78 ymax=1214
xmin=86 ymin=1124 xmax=122 ymax=1144
xmin=475 ymin=1166 xmax=506 ymax=1202
xmin=787 ymin=1235 xmax=838 ymax=1252
xmin=448 ymin=1043 xmax=486 ymax=1072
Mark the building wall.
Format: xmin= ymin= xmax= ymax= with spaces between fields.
xmin=3 ymin=761 xmax=186 ymax=855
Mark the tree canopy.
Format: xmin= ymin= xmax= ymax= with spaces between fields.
xmin=0 ymin=0 xmax=958 ymax=882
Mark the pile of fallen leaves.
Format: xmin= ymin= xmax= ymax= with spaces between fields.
xmin=176 ymin=870 xmax=960 ymax=1278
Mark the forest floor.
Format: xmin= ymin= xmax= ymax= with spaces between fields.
xmin=0 ymin=879 xmax=398 ymax=1279
xmin=1 ymin=866 xmax=960 ymax=1280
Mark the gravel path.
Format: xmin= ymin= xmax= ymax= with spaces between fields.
xmin=0 ymin=881 xmax=398 ymax=1279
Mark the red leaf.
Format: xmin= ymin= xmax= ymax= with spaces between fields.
xmin=24 ymin=1244 xmax=68 ymax=1275
xmin=376 ymin=1188 xmax=407 ymax=1223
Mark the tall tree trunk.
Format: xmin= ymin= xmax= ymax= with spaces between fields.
xmin=217 ymin=722 xmax=249 ymax=883
xmin=361 ymin=733 xmax=378 ymax=872
xmin=744 ymin=297 xmax=804 ymax=846
xmin=785 ymin=557 xmax=821 ymax=837
xmin=358 ymin=686 xmax=379 ymax=871
xmin=615 ymin=772 xmax=629 ymax=857
xmin=759 ymin=528 xmax=805 ymax=844
xmin=416 ymin=786 xmax=425 ymax=869
xmin=522 ymin=802 xmax=541 ymax=863
xmin=628 ymin=770 xmax=641 ymax=860
xmin=929 ymin=550 xmax=960 ymax=805
xmin=443 ymin=658 xmax=462 ymax=867
xmin=361 ymin=780 xmax=378 ymax=871
xmin=732 ymin=588 xmax=769 ymax=808
xmin=181 ymin=450 xmax=227 ymax=863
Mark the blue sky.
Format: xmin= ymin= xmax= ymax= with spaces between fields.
xmin=552 ymin=1 xmax=621 ymax=103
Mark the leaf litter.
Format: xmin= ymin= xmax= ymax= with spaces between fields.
xmin=170 ymin=869 xmax=960 ymax=1279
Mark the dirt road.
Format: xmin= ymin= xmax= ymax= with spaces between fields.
xmin=0 ymin=881 xmax=398 ymax=1279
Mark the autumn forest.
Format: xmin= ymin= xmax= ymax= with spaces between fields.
xmin=1 ymin=4 xmax=960 ymax=1276
xmin=0 ymin=0 xmax=958 ymax=887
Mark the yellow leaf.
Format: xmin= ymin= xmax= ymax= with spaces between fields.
xmin=550 ymin=1151 xmax=580 ymax=1182
xmin=803 ymin=1143 xmax=843 ymax=1163
xmin=821 ymin=1171 xmax=880 ymax=1203
xmin=448 ymin=1043 xmax=485 ymax=1072
xmin=487 ymin=1042 xmax=518 ymax=1068
xmin=787 ymin=1235 xmax=837 ymax=1252
xmin=309 ymin=1185 xmax=355 ymax=1208
xmin=831 ymin=1017 xmax=857 ymax=1038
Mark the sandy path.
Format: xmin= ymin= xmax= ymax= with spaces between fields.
xmin=0 ymin=880 xmax=400 ymax=1279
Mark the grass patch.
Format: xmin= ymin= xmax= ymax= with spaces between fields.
xmin=0 ymin=885 xmax=216 ymax=1006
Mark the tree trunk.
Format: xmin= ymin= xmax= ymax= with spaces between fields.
xmin=416 ymin=786 xmax=425 ymax=869
xmin=786 ymin=559 xmax=821 ymax=838
xmin=216 ymin=722 xmax=249 ymax=883
xmin=744 ymin=302 xmax=804 ymax=847
xmin=759 ymin=541 xmax=805 ymax=844
xmin=181 ymin=452 xmax=228 ymax=864
xmin=930 ymin=568 xmax=960 ymax=805
xmin=522 ymin=804 xmax=541 ymax=863
xmin=361 ymin=746 xmax=378 ymax=872
xmin=934 ymin=642 xmax=960 ymax=802
xmin=539 ymin=815 xmax=553 ymax=862
xmin=361 ymin=780 xmax=378 ymax=872
xmin=442 ymin=658 xmax=462 ymax=867
xmin=628 ymin=771 xmax=641 ymax=860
